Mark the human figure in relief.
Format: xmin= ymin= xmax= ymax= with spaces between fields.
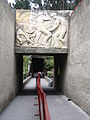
xmin=49 ymin=14 xmax=67 ymax=48
xmin=16 ymin=11 xmax=67 ymax=48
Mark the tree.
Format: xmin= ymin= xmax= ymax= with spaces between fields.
xmin=43 ymin=0 xmax=67 ymax=10
xmin=13 ymin=0 xmax=81 ymax=10
xmin=75 ymin=0 xmax=81 ymax=5
xmin=23 ymin=56 xmax=30 ymax=74
xmin=44 ymin=56 xmax=54 ymax=71
xmin=14 ymin=0 xmax=31 ymax=9
xmin=30 ymin=0 xmax=43 ymax=10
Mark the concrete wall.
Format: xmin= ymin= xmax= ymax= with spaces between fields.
xmin=0 ymin=0 xmax=17 ymax=113
xmin=54 ymin=54 xmax=67 ymax=92
xmin=63 ymin=0 xmax=90 ymax=115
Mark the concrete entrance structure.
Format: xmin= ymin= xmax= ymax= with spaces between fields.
xmin=0 ymin=0 xmax=90 ymax=116
xmin=62 ymin=0 xmax=90 ymax=114
xmin=0 ymin=0 xmax=23 ymax=113
xmin=0 ymin=0 xmax=16 ymax=113
xmin=15 ymin=10 xmax=71 ymax=54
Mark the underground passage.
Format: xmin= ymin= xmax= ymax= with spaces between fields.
xmin=22 ymin=55 xmax=55 ymax=94
xmin=0 ymin=0 xmax=90 ymax=120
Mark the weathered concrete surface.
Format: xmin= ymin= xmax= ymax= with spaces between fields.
xmin=0 ymin=95 xmax=90 ymax=120
xmin=0 ymin=96 xmax=40 ymax=120
xmin=0 ymin=0 xmax=16 ymax=113
xmin=63 ymin=0 xmax=90 ymax=115
xmin=23 ymin=78 xmax=50 ymax=90
xmin=48 ymin=95 xmax=90 ymax=120
xmin=15 ymin=47 xmax=68 ymax=54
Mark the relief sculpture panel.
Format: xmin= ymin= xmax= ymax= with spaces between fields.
xmin=16 ymin=10 xmax=68 ymax=49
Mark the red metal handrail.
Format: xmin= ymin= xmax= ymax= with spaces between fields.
xmin=37 ymin=72 xmax=50 ymax=120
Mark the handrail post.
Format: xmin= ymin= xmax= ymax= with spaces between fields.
xmin=43 ymin=94 xmax=46 ymax=120
xmin=38 ymin=86 xmax=42 ymax=120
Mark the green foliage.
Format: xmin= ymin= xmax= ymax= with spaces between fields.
xmin=31 ymin=0 xmax=43 ymax=10
xmin=30 ymin=0 xmax=67 ymax=10
xmin=13 ymin=0 xmax=81 ymax=10
xmin=47 ymin=71 xmax=54 ymax=78
xmin=75 ymin=0 xmax=81 ymax=5
xmin=14 ymin=0 xmax=31 ymax=9
xmin=44 ymin=56 xmax=54 ymax=71
xmin=23 ymin=56 xmax=30 ymax=74
xmin=67 ymin=0 xmax=81 ymax=10
xmin=43 ymin=0 xmax=67 ymax=10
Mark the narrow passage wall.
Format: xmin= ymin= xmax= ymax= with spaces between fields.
xmin=0 ymin=0 xmax=17 ymax=113
xmin=63 ymin=0 xmax=90 ymax=115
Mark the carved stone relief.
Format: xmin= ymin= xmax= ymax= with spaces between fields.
xmin=16 ymin=10 xmax=68 ymax=49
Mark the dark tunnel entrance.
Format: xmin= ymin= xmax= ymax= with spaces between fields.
xmin=16 ymin=54 xmax=67 ymax=95
xmin=21 ymin=55 xmax=55 ymax=95
xmin=31 ymin=56 xmax=44 ymax=78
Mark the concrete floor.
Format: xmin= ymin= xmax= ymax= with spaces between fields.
xmin=0 ymin=96 xmax=39 ymax=120
xmin=0 ymin=95 xmax=90 ymax=120
xmin=0 ymin=78 xmax=90 ymax=120
xmin=47 ymin=95 xmax=90 ymax=120
xmin=23 ymin=78 xmax=52 ymax=90
xmin=22 ymin=78 xmax=54 ymax=95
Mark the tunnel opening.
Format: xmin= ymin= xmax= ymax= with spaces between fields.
xmin=17 ymin=54 xmax=67 ymax=95
xmin=20 ymin=54 xmax=56 ymax=95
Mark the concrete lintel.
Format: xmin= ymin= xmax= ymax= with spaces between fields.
xmin=15 ymin=47 xmax=68 ymax=55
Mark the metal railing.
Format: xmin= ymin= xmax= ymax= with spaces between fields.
xmin=37 ymin=72 xmax=50 ymax=120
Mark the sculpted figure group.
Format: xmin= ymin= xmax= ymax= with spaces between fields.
xmin=16 ymin=11 xmax=68 ymax=49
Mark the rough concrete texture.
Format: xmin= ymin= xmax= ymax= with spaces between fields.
xmin=0 ymin=95 xmax=90 ymax=120
xmin=0 ymin=0 xmax=16 ymax=113
xmin=15 ymin=47 xmax=68 ymax=54
xmin=63 ymin=0 xmax=90 ymax=115
xmin=0 ymin=96 xmax=40 ymax=120
xmin=23 ymin=78 xmax=51 ymax=89
xmin=48 ymin=95 xmax=90 ymax=120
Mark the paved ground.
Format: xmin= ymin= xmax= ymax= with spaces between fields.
xmin=47 ymin=95 xmax=90 ymax=120
xmin=0 ymin=78 xmax=90 ymax=120
xmin=0 ymin=96 xmax=39 ymax=120
xmin=23 ymin=78 xmax=51 ymax=90
xmin=21 ymin=78 xmax=55 ymax=95
xmin=0 ymin=95 xmax=90 ymax=120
